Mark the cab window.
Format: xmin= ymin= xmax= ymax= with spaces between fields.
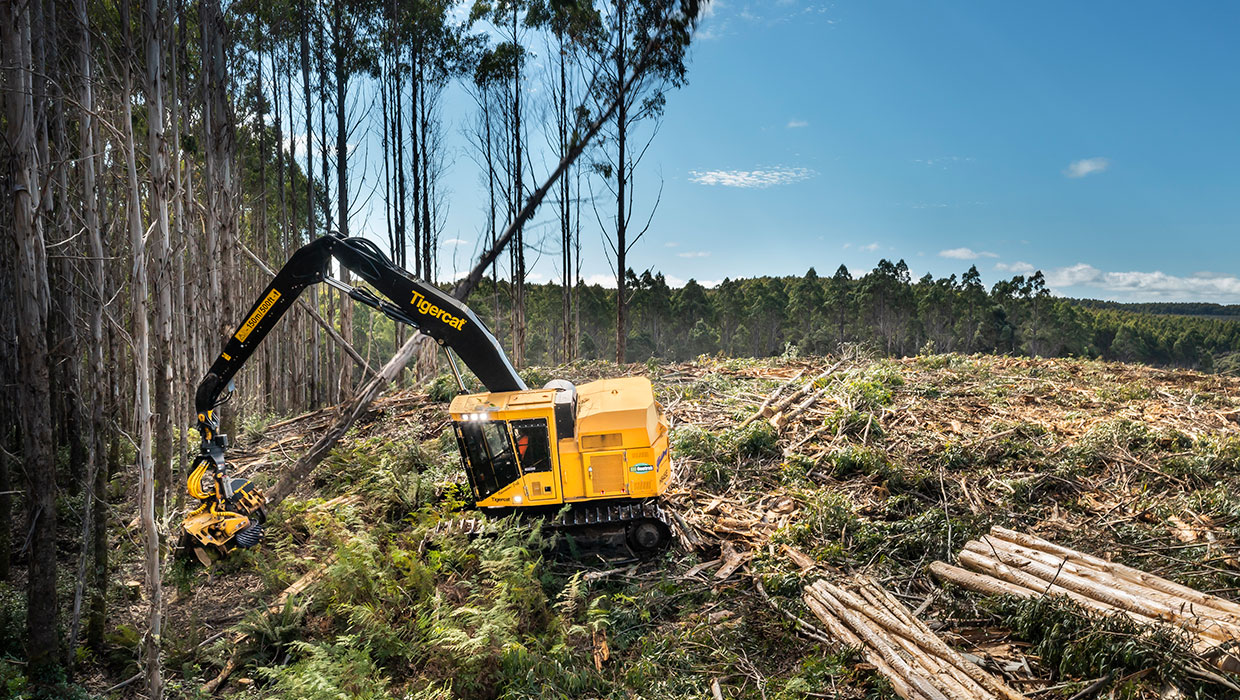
xmin=510 ymin=419 xmax=552 ymax=473
xmin=455 ymin=420 xmax=521 ymax=501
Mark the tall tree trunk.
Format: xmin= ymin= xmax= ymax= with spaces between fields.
xmin=317 ymin=24 xmax=333 ymax=403
xmin=70 ymin=0 xmax=105 ymax=654
xmin=147 ymin=0 xmax=174 ymax=519
xmin=409 ymin=45 xmax=420 ymax=275
xmin=419 ymin=61 xmax=433 ymax=282
xmin=203 ymin=0 xmax=239 ymax=430
xmin=123 ymin=1 xmax=164 ymax=694
xmin=274 ymin=48 xmax=289 ymax=414
xmin=484 ymin=92 xmax=499 ymax=329
xmin=332 ymin=0 xmax=353 ymax=400
xmin=171 ymin=0 xmax=190 ymax=516
xmin=511 ymin=8 xmax=526 ymax=367
xmin=394 ymin=36 xmax=406 ymax=269
xmin=1 ymin=0 xmax=59 ymax=676
xmin=614 ymin=0 xmax=628 ymax=365
xmin=300 ymin=0 xmax=319 ymax=406
xmin=558 ymin=37 xmax=572 ymax=362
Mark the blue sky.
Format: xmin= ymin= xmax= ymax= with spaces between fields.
xmin=361 ymin=1 xmax=1240 ymax=302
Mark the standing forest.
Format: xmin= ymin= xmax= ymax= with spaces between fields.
xmin=3 ymin=0 xmax=1240 ymax=699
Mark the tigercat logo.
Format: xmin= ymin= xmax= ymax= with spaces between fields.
xmin=411 ymin=291 xmax=467 ymax=330
xmin=235 ymin=289 xmax=281 ymax=342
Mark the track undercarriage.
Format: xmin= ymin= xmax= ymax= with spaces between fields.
xmin=434 ymin=498 xmax=675 ymax=554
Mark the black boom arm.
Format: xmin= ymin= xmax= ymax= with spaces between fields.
xmin=194 ymin=233 xmax=525 ymax=446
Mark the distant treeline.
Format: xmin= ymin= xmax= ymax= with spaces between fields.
xmin=1070 ymin=299 xmax=1240 ymax=319
xmin=410 ymin=261 xmax=1240 ymax=374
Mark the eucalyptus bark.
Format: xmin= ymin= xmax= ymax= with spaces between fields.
xmin=147 ymin=0 xmax=175 ymax=516
xmin=614 ymin=0 xmax=629 ymax=364
xmin=1 ymin=0 xmax=60 ymax=675
xmin=70 ymin=0 xmax=105 ymax=654
xmin=510 ymin=8 xmax=527 ymax=366
xmin=122 ymin=0 xmax=164 ymax=692
xmin=332 ymin=0 xmax=353 ymax=400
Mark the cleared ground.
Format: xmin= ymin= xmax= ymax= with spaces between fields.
xmin=96 ymin=353 xmax=1240 ymax=699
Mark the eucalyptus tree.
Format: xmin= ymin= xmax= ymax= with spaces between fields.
xmin=529 ymin=0 xmax=601 ymax=361
xmin=468 ymin=20 xmax=531 ymax=364
xmin=1 ymin=0 xmax=59 ymax=677
xmin=585 ymin=0 xmax=697 ymax=363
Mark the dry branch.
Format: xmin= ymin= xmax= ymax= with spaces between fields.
xmin=201 ymin=556 xmax=336 ymax=694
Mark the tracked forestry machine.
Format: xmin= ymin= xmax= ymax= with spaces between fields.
xmin=184 ymin=232 xmax=673 ymax=563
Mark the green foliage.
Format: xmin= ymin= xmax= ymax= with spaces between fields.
xmin=519 ymin=366 xmax=553 ymax=389
xmin=998 ymin=595 xmax=1198 ymax=685
xmin=0 ymin=583 xmax=26 ymax=659
xmin=824 ymin=407 xmax=882 ymax=440
xmin=241 ymin=412 xmax=276 ymax=444
xmin=258 ymin=641 xmax=392 ymax=700
xmin=0 ymin=661 xmax=32 ymax=700
xmin=830 ymin=446 xmax=927 ymax=492
xmin=842 ymin=364 xmax=904 ymax=411
xmin=465 ymin=262 xmax=1240 ymax=373
xmin=236 ymin=600 xmax=309 ymax=667
xmin=772 ymin=649 xmax=889 ymax=700
xmin=675 ymin=422 xmax=780 ymax=489
xmin=321 ymin=435 xmax=456 ymax=518
xmin=777 ymin=487 xmax=977 ymax=570
xmin=426 ymin=373 xmax=463 ymax=403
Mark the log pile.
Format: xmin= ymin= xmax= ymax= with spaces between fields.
xmin=803 ymin=576 xmax=1028 ymax=700
xmin=930 ymin=526 xmax=1240 ymax=672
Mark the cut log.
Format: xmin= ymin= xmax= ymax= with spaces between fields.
xmin=740 ymin=370 xmax=805 ymax=428
xmin=938 ymin=527 xmax=1240 ymax=673
xmin=804 ymin=577 xmax=1029 ymax=700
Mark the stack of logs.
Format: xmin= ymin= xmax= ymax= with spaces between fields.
xmin=931 ymin=526 xmax=1240 ymax=673
xmin=803 ymin=576 xmax=1028 ymax=700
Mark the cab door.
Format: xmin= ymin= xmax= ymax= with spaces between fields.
xmin=511 ymin=418 xmax=558 ymax=502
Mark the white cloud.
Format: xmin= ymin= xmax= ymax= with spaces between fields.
xmin=441 ymin=238 xmax=468 ymax=246
xmin=995 ymin=261 xmax=1036 ymax=275
xmin=786 ymin=119 xmax=809 ymax=129
xmin=1047 ymin=263 xmax=1104 ymax=287
xmin=860 ymin=242 xmax=880 ymax=252
xmin=1064 ymin=157 xmax=1110 ymax=178
xmin=1045 ymin=263 xmax=1240 ymax=301
xmin=912 ymin=156 xmax=974 ymax=168
xmin=583 ymin=273 xmax=617 ymax=288
xmin=689 ymin=166 xmax=816 ymax=188
xmin=678 ymin=251 xmax=710 ymax=259
xmin=939 ymin=247 xmax=998 ymax=260
xmin=664 ymin=241 xmax=680 ymax=248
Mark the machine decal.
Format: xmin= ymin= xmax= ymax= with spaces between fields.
xmin=235 ymin=289 xmax=282 ymax=342
xmin=630 ymin=463 xmax=654 ymax=474
xmin=411 ymin=290 xmax=467 ymax=330
xmin=656 ymin=448 xmax=669 ymax=469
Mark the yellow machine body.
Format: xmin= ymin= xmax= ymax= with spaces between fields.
xmin=449 ymin=377 xmax=672 ymax=508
